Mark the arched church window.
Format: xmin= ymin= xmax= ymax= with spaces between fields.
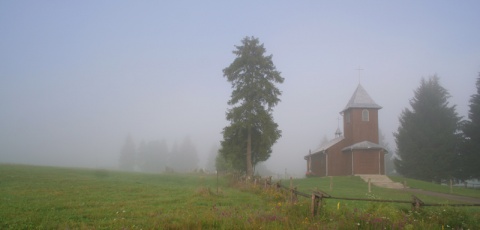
xmin=362 ymin=109 xmax=369 ymax=121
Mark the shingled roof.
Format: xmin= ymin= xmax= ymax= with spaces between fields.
xmin=341 ymin=84 xmax=382 ymax=112
xmin=341 ymin=141 xmax=387 ymax=152
xmin=313 ymin=136 xmax=344 ymax=154
xmin=304 ymin=136 xmax=344 ymax=159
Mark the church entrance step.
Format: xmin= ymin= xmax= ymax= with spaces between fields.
xmin=356 ymin=174 xmax=406 ymax=189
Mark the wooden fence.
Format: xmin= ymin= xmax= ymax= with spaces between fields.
xmin=243 ymin=176 xmax=480 ymax=217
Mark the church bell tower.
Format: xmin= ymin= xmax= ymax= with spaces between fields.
xmin=341 ymin=84 xmax=382 ymax=145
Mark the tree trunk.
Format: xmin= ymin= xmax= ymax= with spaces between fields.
xmin=246 ymin=127 xmax=253 ymax=178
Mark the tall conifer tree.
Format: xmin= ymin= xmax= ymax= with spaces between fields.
xmin=220 ymin=36 xmax=284 ymax=177
xmin=461 ymin=73 xmax=480 ymax=179
xmin=394 ymin=76 xmax=461 ymax=182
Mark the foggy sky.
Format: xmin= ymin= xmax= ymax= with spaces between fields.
xmin=1 ymin=1 xmax=479 ymax=176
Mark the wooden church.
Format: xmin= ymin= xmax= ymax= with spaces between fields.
xmin=305 ymin=84 xmax=387 ymax=176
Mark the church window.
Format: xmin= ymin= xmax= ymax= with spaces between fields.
xmin=362 ymin=109 xmax=369 ymax=121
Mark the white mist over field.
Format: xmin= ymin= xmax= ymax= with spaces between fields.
xmin=1 ymin=1 xmax=479 ymax=177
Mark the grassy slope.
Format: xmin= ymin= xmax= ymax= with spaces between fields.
xmin=0 ymin=164 xmax=280 ymax=229
xmin=1 ymin=164 xmax=479 ymax=229
xmin=389 ymin=176 xmax=480 ymax=199
xmin=289 ymin=176 xmax=480 ymax=205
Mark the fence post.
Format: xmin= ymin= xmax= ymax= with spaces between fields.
xmin=319 ymin=193 xmax=324 ymax=214
xmin=311 ymin=193 xmax=320 ymax=217
xmin=368 ymin=178 xmax=371 ymax=193
xmin=411 ymin=195 xmax=424 ymax=210
xmin=311 ymin=192 xmax=324 ymax=217
xmin=290 ymin=187 xmax=298 ymax=204
xmin=329 ymin=176 xmax=333 ymax=191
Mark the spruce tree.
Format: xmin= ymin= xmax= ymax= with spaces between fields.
xmin=220 ymin=36 xmax=284 ymax=177
xmin=138 ymin=139 xmax=169 ymax=173
xmin=169 ymin=137 xmax=199 ymax=172
xmin=119 ymin=134 xmax=136 ymax=171
xmin=461 ymin=73 xmax=480 ymax=179
xmin=394 ymin=76 xmax=461 ymax=182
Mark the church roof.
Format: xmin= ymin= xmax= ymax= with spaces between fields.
xmin=311 ymin=136 xmax=344 ymax=155
xmin=341 ymin=84 xmax=382 ymax=112
xmin=341 ymin=141 xmax=387 ymax=152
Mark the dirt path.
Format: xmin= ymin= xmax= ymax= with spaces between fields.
xmin=401 ymin=188 xmax=480 ymax=204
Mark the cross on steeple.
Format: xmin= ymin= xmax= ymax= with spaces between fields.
xmin=356 ymin=67 xmax=364 ymax=84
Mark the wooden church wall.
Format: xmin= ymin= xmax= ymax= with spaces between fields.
xmin=352 ymin=149 xmax=385 ymax=175
xmin=347 ymin=108 xmax=379 ymax=144
xmin=310 ymin=154 xmax=326 ymax=177
xmin=326 ymin=140 xmax=349 ymax=176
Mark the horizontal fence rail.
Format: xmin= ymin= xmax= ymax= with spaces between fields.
xmin=243 ymin=176 xmax=480 ymax=217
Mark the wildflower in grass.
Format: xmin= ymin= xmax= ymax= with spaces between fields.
xmin=302 ymin=217 xmax=309 ymax=224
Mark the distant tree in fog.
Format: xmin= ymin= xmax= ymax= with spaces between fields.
xmin=318 ymin=135 xmax=329 ymax=149
xmin=394 ymin=76 xmax=462 ymax=182
xmin=460 ymin=73 xmax=480 ymax=179
xmin=205 ymin=144 xmax=219 ymax=172
xmin=179 ymin=137 xmax=198 ymax=171
xmin=119 ymin=134 xmax=136 ymax=171
xmin=254 ymin=162 xmax=274 ymax=176
xmin=137 ymin=139 xmax=168 ymax=173
xmin=169 ymin=137 xmax=198 ymax=172
xmin=169 ymin=141 xmax=179 ymax=171
xmin=379 ymin=129 xmax=395 ymax=175
xmin=220 ymin=36 xmax=284 ymax=177
xmin=137 ymin=140 xmax=147 ymax=170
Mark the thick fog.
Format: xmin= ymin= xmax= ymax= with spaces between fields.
xmin=1 ymin=2 xmax=479 ymax=177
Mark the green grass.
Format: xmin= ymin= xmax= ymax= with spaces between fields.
xmin=288 ymin=176 xmax=479 ymax=205
xmin=287 ymin=176 xmax=480 ymax=228
xmin=390 ymin=176 xmax=480 ymax=199
xmin=1 ymin=164 xmax=479 ymax=229
xmin=0 ymin=164 xmax=281 ymax=229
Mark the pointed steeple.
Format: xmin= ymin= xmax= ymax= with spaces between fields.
xmin=335 ymin=116 xmax=342 ymax=137
xmin=335 ymin=127 xmax=342 ymax=137
xmin=341 ymin=84 xmax=382 ymax=112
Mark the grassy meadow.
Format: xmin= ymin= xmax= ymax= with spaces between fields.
xmin=1 ymin=164 xmax=479 ymax=229
xmin=390 ymin=176 xmax=480 ymax=199
xmin=290 ymin=176 xmax=480 ymax=204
